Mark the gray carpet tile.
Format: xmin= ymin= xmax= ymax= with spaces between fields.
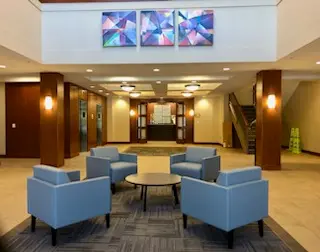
xmin=123 ymin=147 xmax=186 ymax=156
xmin=2 ymin=183 xmax=306 ymax=252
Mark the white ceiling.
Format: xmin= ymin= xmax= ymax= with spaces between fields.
xmin=0 ymin=37 xmax=320 ymax=98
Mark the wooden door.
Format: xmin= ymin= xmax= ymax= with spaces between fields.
xmin=176 ymin=102 xmax=186 ymax=144
xmin=137 ymin=102 xmax=147 ymax=143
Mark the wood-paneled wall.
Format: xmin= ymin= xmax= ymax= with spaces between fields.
xmin=64 ymin=83 xmax=80 ymax=158
xmin=4 ymin=81 xmax=107 ymax=159
xmin=40 ymin=73 xmax=65 ymax=167
xmin=5 ymin=83 xmax=40 ymax=158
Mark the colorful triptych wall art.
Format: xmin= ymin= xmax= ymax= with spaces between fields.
xmin=140 ymin=10 xmax=175 ymax=46
xmin=178 ymin=10 xmax=214 ymax=46
xmin=102 ymin=11 xmax=137 ymax=47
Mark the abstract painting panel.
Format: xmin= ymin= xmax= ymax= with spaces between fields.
xmin=102 ymin=11 xmax=137 ymax=47
xmin=141 ymin=10 xmax=175 ymax=46
xmin=178 ymin=10 xmax=214 ymax=46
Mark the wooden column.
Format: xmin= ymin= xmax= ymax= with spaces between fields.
xmin=255 ymin=70 xmax=282 ymax=170
xmin=64 ymin=83 xmax=80 ymax=158
xmin=40 ymin=73 xmax=64 ymax=167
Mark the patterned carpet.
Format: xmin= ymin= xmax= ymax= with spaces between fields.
xmin=2 ymin=183 xmax=305 ymax=252
xmin=124 ymin=147 xmax=186 ymax=156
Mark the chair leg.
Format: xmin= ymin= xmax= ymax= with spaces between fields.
xmin=31 ymin=215 xmax=36 ymax=232
xmin=183 ymin=214 xmax=187 ymax=229
xmin=258 ymin=219 xmax=264 ymax=237
xmin=106 ymin=213 xmax=110 ymax=228
xmin=140 ymin=186 xmax=144 ymax=200
xmin=51 ymin=228 xmax=57 ymax=246
xmin=227 ymin=230 xmax=234 ymax=249
xmin=111 ymin=183 xmax=116 ymax=194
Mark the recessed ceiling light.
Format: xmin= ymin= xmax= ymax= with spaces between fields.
xmin=153 ymin=68 xmax=160 ymax=72
xmin=90 ymin=85 xmax=95 ymax=88
xmin=156 ymin=81 xmax=161 ymax=84
xmin=191 ymin=80 xmax=197 ymax=83
xmin=316 ymin=61 xmax=320 ymax=65
xmin=122 ymin=81 xmax=127 ymax=84
xmin=86 ymin=69 xmax=93 ymax=72
xmin=223 ymin=67 xmax=231 ymax=71
xmin=0 ymin=65 xmax=6 ymax=69
xmin=185 ymin=84 xmax=200 ymax=91
xmin=121 ymin=85 xmax=135 ymax=92
xmin=106 ymin=93 xmax=110 ymax=96
xmin=182 ymin=91 xmax=193 ymax=97
xmin=98 ymin=89 xmax=104 ymax=93
xmin=129 ymin=91 xmax=141 ymax=98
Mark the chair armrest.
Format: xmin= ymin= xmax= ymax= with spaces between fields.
xmin=119 ymin=153 xmax=137 ymax=163
xmin=66 ymin=170 xmax=81 ymax=182
xmin=181 ymin=177 xmax=228 ymax=231
xmin=201 ymin=156 xmax=221 ymax=181
xmin=55 ymin=177 xmax=111 ymax=229
xmin=170 ymin=153 xmax=186 ymax=166
xmin=27 ymin=178 xmax=56 ymax=227
xmin=86 ymin=156 xmax=111 ymax=179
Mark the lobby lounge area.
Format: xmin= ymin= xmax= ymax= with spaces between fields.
xmin=1 ymin=0 xmax=320 ymax=251
xmin=1 ymin=143 xmax=320 ymax=251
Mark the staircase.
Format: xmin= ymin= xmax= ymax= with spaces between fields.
xmin=229 ymin=93 xmax=256 ymax=154
xmin=241 ymin=106 xmax=256 ymax=154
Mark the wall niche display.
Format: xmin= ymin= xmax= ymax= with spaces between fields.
xmin=102 ymin=11 xmax=137 ymax=47
xmin=178 ymin=10 xmax=214 ymax=46
xmin=140 ymin=10 xmax=175 ymax=46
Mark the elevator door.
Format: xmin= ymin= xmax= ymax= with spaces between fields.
xmin=79 ymin=100 xmax=88 ymax=152
xmin=96 ymin=104 xmax=103 ymax=146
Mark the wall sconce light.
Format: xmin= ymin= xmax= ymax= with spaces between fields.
xmin=130 ymin=109 xmax=136 ymax=116
xmin=267 ymin=94 xmax=276 ymax=109
xmin=44 ymin=96 xmax=53 ymax=110
xmin=189 ymin=109 xmax=195 ymax=116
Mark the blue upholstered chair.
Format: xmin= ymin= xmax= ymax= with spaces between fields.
xmin=170 ymin=147 xmax=220 ymax=181
xmin=181 ymin=167 xmax=268 ymax=249
xmin=86 ymin=147 xmax=137 ymax=194
xmin=27 ymin=165 xmax=111 ymax=246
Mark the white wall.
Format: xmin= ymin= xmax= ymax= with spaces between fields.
xmin=0 ymin=83 xmax=5 ymax=155
xmin=41 ymin=0 xmax=277 ymax=64
xmin=234 ymin=84 xmax=254 ymax=105
xmin=194 ymin=95 xmax=224 ymax=144
xmin=0 ymin=0 xmax=41 ymax=61
xmin=107 ymin=97 xmax=130 ymax=142
xmin=277 ymin=0 xmax=320 ymax=59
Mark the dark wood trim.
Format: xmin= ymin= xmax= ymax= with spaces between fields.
xmin=107 ymin=142 xmax=131 ymax=144
xmin=193 ymin=142 xmax=223 ymax=146
xmin=282 ymin=145 xmax=320 ymax=156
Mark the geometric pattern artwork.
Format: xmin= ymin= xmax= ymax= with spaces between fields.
xmin=140 ymin=10 xmax=175 ymax=46
xmin=102 ymin=11 xmax=137 ymax=47
xmin=178 ymin=10 xmax=214 ymax=46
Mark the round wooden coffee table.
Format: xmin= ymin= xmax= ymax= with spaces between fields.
xmin=125 ymin=173 xmax=181 ymax=212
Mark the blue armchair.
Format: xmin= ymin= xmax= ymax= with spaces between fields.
xmin=181 ymin=167 xmax=268 ymax=249
xmin=170 ymin=147 xmax=220 ymax=181
xmin=86 ymin=147 xmax=137 ymax=194
xmin=27 ymin=165 xmax=111 ymax=246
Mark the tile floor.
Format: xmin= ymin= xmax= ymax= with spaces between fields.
xmin=0 ymin=142 xmax=320 ymax=252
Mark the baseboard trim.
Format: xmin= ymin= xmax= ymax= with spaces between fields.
xmin=107 ymin=142 xmax=131 ymax=144
xmin=193 ymin=142 xmax=223 ymax=146
xmin=0 ymin=155 xmax=6 ymax=158
xmin=282 ymin=145 xmax=320 ymax=156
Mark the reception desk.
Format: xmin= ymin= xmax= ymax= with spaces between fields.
xmin=147 ymin=124 xmax=176 ymax=141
